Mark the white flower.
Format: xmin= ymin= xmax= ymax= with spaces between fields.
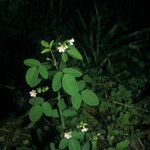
xmin=68 ymin=38 xmax=75 ymax=45
xmin=64 ymin=131 xmax=72 ymax=139
xmin=57 ymin=44 xmax=68 ymax=53
xmin=81 ymin=127 xmax=89 ymax=132
xmin=46 ymin=57 xmax=50 ymax=61
xmin=29 ymin=90 xmax=37 ymax=97
xmin=77 ymin=122 xmax=88 ymax=129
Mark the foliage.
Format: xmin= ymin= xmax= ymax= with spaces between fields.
xmin=1 ymin=1 xmax=149 ymax=150
xmin=21 ymin=38 xmax=102 ymax=150
xmin=18 ymin=32 xmax=150 ymax=150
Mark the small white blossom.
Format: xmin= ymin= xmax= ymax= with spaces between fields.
xmin=64 ymin=131 xmax=72 ymax=139
xmin=29 ymin=90 xmax=37 ymax=97
xmin=77 ymin=122 xmax=89 ymax=132
xmin=68 ymin=38 xmax=75 ymax=45
xmin=81 ymin=127 xmax=89 ymax=132
xmin=97 ymin=133 xmax=101 ymax=136
xmin=46 ymin=57 xmax=50 ymax=61
xmin=57 ymin=44 xmax=68 ymax=53
xmin=77 ymin=122 xmax=88 ymax=129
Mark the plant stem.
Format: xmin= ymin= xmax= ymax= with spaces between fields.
xmin=58 ymin=91 xmax=65 ymax=130
xmin=113 ymin=101 xmax=149 ymax=112
xmin=50 ymin=50 xmax=58 ymax=70
xmin=3 ymin=146 xmax=7 ymax=150
xmin=50 ymin=49 xmax=65 ymax=129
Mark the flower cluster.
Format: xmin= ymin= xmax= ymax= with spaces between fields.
xmin=57 ymin=44 xmax=68 ymax=53
xmin=77 ymin=121 xmax=89 ymax=132
xmin=57 ymin=38 xmax=75 ymax=53
xmin=64 ymin=131 xmax=72 ymax=139
xmin=91 ymin=132 xmax=101 ymax=142
xmin=37 ymin=86 xmax=49 ymax=93
xmin=29 ymin=86 xmax=49 ymax=97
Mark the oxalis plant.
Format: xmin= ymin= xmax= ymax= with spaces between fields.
xmin=24 ymin=38 xmax=100 ymax=150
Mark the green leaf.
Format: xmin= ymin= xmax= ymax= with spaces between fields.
xmin=62 ymin=52 xmax=68 ymax=62
xmin=49 ymin=70 xmax=57 ymax=79
xmin=29 ymin=105 xmax=43 ymax=122
xmin=112 ymin=129 xmax=121 ymax=136
xmin=71 ymin=93 xmax=82 ymax=110
xmin=72 ymin=131 xmax=84 ymax=140
xmin=81 ymin=89 xmax=99 ymax=106
xmin=63 ymin=108 xmax=77 ymax=117
xmin=51 ymin=109 xmax=59 ymax=118
xmin=82 ymin=142 xmax=90 ymax=150
xmin=107 ymin=134 xmax=113 ymax=145
xmin=62 ymin=68 xmax=82 ymax=77
xmin=29 ymin=97 xmax=44 ymax=105
xmin=62 ymin=74 xmax=78 ymax=95
xmin=58 ymin=98 xmax=67 ymax=110
xmin=83 ymin=75 xmax=92 ymax=83
xmin=41 ymin=40 xmax=49 ymax=47
xmin=91 ymin=141 xmax=97 ymax=150
xmin=25 ymin=67 xmax=41 ymax=87
xmin=116 ymin=140 xmax=130 ymax=150
xmin=42 ymin=62 xmax=51 ymax=70
xmin=106 ymin=58 xmax=113 ymax=73
xmin=42 ymin=102 xmax=52 ymax=117
xmin=50 ymin=142 xmax=56 ymax=150
xmin=41 ymin=48 xmax=50 ymax=54
xmin=30 ymin=78 xmax=42 ymax=87
xmin=24 ymin=59 xmax=40 ymax=67
xmin=67 ymin=46 xmax=83 ymax=60
xmin=59 ymin=59 xmax=66 ymax=70
xmin=59 ymin=138 xmax=68 ymax=149
xmin=68 ymin=139 xmax=81 ymax=150
xmin=120 ymin=112 xmax=130 ymax=125
xmin=77 ymin=80 xmax=86 ymax=91
xmin=39 ymin=64 xmax=49 ymax=79
xmin=52 ymin=71 xmax=63 ymax=92
xmin=49 ymin=40 xmax=54 ymax=50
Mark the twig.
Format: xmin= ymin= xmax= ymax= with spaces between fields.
xmin=138 ymin=138 xmax=145 ymax=149
xmin=113 ymin=101 xmax=149 ymax=112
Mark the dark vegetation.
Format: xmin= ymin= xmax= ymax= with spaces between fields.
xmin=0 ymin=0 xmax=150 ymax=149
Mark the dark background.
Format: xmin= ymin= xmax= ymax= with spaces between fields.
xmin=0 ymin=0 xmax=149 ymax=118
